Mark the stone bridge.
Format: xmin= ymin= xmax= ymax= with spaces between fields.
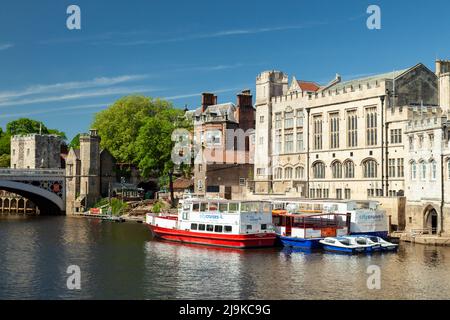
xmin=0 ymin=169 xmax=65 ymax=215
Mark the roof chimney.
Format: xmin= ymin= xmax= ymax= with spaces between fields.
xmin=237 ymin=89 xmax=253 ymax=108
xmin=201 ymin=93 xmax=217 ymax=112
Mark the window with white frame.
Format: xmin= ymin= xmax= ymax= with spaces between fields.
xmin=274 ymin=167 xmax=283 ymax=180
xmin=313 ymin=161 xmax=326 ymax=179
xmin=284 ymin=111 xmax=294 ymax=129
xmin=296 ymin=131 xmax=304 ymax=152
xmin=448 ymin=160 xmax=450 ymax=179
xmin=388 ymin=159 xmax=396 ymax=178
xmin=431 ymin=160 xmax=437 ymax=180
xmin=363 ymin=159 xmax=377 ymax=178
xmin=390 ymin=129 xmax=402 ymax=144
xmin=397 ymin=158 xmax=404 ymax=178
xmin=257 ymin=168 xmax=265 ymax=176
xmin=344 ymin=160 xmax=355 ymax=178
xmin=285 ymin=167 xmax=293 ymax=180
xmin=205 ymin=130 xmax=222 ymax=146
xmin=347 ymin=110 xmax=358 ymax=147
xmin=313 ymin=115 xmax=323 ymax=150
xmin=274 ymin=132 xmax=282 ymax=154
xmin=420 ymin=161 xmax=427 ymax=180
xmin=295 ymin=166 xmax=304 ymax=179
xmin=411 ymin=161 xmax=417 ymax=180
xmin=275 ymin=113 xmax=282 ymax=129
xmin=409 ymin=136 xmax=414 ymax=151
xmin=296 ymin=109 xmax=304 ymax=127
xmin=330 ymin=112 xmax=340 ymax=149
xmin=331 ymin=161 xmax=342 ymax=179
xmin=284 ymin=133 xmax=294 ymax=153
xmin=365 ymin=107 xmax=377 ymax=146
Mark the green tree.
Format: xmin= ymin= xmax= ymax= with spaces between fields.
xmin=69 ymin=134 xmax=81 ymax=149
xmin=92 ymin=96 xmax=172 ymax=163
xmin=135 ymin=107 xmax=189 ymax=207
xmin=0 ymin=154 xmax=10 ymax=168
xmin=6 ymin=118 xmax=49 ymax=136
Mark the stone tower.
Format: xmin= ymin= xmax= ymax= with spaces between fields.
xmin=436 ymin=60 xmax=450 ymax=113
xmin=79 ymin=129 xmax=101 ymax=208
xmin=254 ymin=71 xmax=288 ymax=193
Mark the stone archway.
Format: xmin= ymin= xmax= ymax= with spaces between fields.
xmin=424 ymin=205 xmax=438 ymax=235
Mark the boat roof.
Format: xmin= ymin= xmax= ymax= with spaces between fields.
xmin=273 ymin=212 xmax=348 ymax=218
xmin=182 ymin=198 xmax=272 ymax=204
xmin=271 ymin=198 xmax=379 ymax=205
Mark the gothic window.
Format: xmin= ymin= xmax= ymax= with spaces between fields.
xmin=331 ymin=161 xmax=342 ymax=179
xmin=448 ymin=160 xmax=450 ymax=180
xmin=411 ymin=161 xmax=417 ymax=180
xmin=344 ymin=160 xmax=355 ymax=178
xmin=409 ymin=136 xmax=414 ymax=151
xmin=431 ymin=160 xmax=437 ymax=180
xmin=285 ymin=167 xmax=293 ymax=180
xmin=330 ymin=112 xmax=340 ymax=149
xmin=397 ymin=158 xmax=404 ymax=178
xmin=313 ymin=115 xmax=323 ymax=150
xmin=420 ymin=161 xmax=427 ymax=181
xmin=388 ymin=159 xmax=396 ymax=178
xmin=296 ymin=131 xmax=304 ymax=152
xmin=275 ymin=113 xmax=282 ymax=129
xmin=274 ymin=167 xmax=283 ymax=180
xmin=295 ymin=166 xmax=305 ymax=179
xmin=312 ymin=161 xmax=326 ymax=179
xmin=284 ymin=111 xmax=294 ymax=129
xmin=274 ymin=132 xmax=282 ymax=154
xmin=284 ymin=133 xmax=294 ymax=154
xmin=296 ymin=109 xmax=304 ymax=127
xmin=363 ymin=159 xmax=377 ymax=178
xmin=365 ymin=107 xmax=377 ymax=146
xmin=347 ymin=110 xmax=358 ymax=147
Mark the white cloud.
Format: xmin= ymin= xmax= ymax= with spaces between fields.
xmin=0 ymin=43 xmax=14 ymax=51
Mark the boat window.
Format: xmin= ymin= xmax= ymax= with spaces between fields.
xmin=214 ymin=225 xmax=223 ymax=233
xmin=209 ymin=203 xmax=218 ymax=211
xmin=261 ymin=203 xmax=271 ymax=213
xmin=200 ymin=203 xmax=207 ymax=212
xmin=325 ymin=239 xmax=335 ymax=244
xmin=191 ymin=223 xmax=198 ymax=230
xmin=261 ymin=224 xmax=267 ymax=230
xmin=198 ymin=224 xmax=206 ymax=231
xmin=338 ymin=239 xmax=351 ymax=246
xmin=229 ymin=203 xmax=238 ymax=213
xmin=193 ymin=203 xmax=200 ymax=212
xmin=224 ymin=226 xmax=232 ymax=233
xmin=241 ymin=202 xmax=259 ymax=213
xmin=370 ymin=237 xmax=379 ymax=243
xmin=356 ymin=239 xmax=367 ymax=245
xmin=246 ymin=225 xmax=252 ymax=230
xmin=219 ymin=203 xmax=228 ymax=212
xmin=206 ymin=225 xmax=214 ymax=232
xmin=182 ymin=212 xmax=189 ymax=220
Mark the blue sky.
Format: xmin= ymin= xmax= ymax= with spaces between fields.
xmin=0 ymin=0 xmax=449 ymax=140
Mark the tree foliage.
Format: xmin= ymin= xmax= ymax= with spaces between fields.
xmin=69 ymin=134 xmax=81 ymax=149
xmin=92 ymin=96 xmax=173 ymax=164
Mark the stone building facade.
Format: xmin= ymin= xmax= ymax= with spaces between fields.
xmin=10 ymin=134 xmax=62 ymax=169
xmin=404 ymin=60 xmax=450 ymax=236
xmin=253 ymin=63 xmax=438 ymax=202
xmin=65 ymin=129 xmax=116 ymax=214
xmin=186 ymin=90 xmax=255 ymax=199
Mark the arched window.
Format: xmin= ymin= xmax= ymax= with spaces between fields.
xmin=411 ymin=161 xmax=417 ymax=180
xmin=344 ymin=160 xmax=355 ymax=178
xmin=295 ymin=166 xmax=304 ymax=179
xmin=363 ymin=159 xmax=377 ymax=178
xmin=431 ymin=160 xmax=437 ymax=180
xmin=285 ymin=167 xmax=293 ymax=180
xmin=331 ymin=161 xmax=342 ymax=179
xmin=274 ymin=168 xmax=283 ymax=180
xmin=312 ymin=162 xmax=326 ymax=179
xmin=420 ymin=161 xmax=427 ymax=181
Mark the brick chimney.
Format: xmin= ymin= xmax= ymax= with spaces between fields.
xmin=236 ymin=90 xmax=254 ymax=130
xmin=201 ymin=93 xmax=217 ymax=112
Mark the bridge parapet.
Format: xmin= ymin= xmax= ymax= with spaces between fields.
xmin=0 ymin=169 xmax=65 ymax=179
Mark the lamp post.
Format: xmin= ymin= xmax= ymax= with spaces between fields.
xmin=380 ymin=95 xmax=386 ymax=197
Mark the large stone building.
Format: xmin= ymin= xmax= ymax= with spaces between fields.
xmin=186 ymin=90 xmax=255 ymax=199
xmin=10 ymin=134 xmax=62 ymax=169
xmin=65 ymin=129 xmax=116 ymax=214
xmin=404 ymin=60 xmax=450 ymax=236
xmin=253 ymin=63 xmax=438 ymax=202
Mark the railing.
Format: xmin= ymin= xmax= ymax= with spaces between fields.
xmin=0 ymin=168 xmax=65 ymax=176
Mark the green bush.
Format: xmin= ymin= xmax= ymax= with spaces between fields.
xmin=152 ymin=202 xmax=162 ymax=214
xmin=111 ymin=198 xmax=128 ymax=216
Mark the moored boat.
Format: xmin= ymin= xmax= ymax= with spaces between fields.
xmin=319 ymin=237 xmax=367 ymax=254
xmin=358 ymin=235 xmax=399 ymax=251
xmin=341 ymin=235 xmax=381 ymax=252
xmin=145 ymin=199 xmax=276 ymax=249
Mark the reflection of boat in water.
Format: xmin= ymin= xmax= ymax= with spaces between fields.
xmin=145 ymin=199 xmax=276 ymax=249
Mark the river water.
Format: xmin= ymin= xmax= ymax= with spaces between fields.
xmin=0 ymin=216 xmax=449 ymax=300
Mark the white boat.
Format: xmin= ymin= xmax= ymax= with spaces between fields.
xmin=343 ymin=235 xmax=381 ymax=252
xmin=358 ymin=235 xmax=399 ymax=251
xmin=319 ymin=237 xmax=367 ymax=254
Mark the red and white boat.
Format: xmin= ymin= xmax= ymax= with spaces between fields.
xmin=145 ymin=199 xmax=276 ymax=249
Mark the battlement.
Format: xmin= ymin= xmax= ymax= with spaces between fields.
xmin=405 ymin=105 xmax=448 ymax=132
xmin=271 ymin=77 xmax=387 ymax=105
xmin=256 ymin=70 xmax=288 ymax=83
xmin=11 ymin=134 xmax=62 ymax=141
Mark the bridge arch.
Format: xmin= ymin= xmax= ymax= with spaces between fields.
xmin=0 ymin=180 xmax=64 ymax=215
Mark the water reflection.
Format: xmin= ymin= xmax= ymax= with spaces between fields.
xmin=1 ymin=216 xmax=450 ymax=299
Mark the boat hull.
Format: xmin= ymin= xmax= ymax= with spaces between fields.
xmin=148 ymin=225 xmax=276 ymax=249
xmin=320 ymin=244 xmax=366 ymax=254
xmin=278 ymin=236 xmax=322 ymax=249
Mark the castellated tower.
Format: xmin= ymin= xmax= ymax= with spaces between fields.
xmin=436 ymin=60 xmax=450 ymax=113
xmin=254 ymin=71 xmax=288 ymax=193
xmin=79 ymin=129 xmax=101 ymax=208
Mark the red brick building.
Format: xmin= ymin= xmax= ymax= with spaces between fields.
xmin=186 ymin=90 xmax=255 ymax=199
